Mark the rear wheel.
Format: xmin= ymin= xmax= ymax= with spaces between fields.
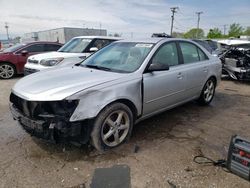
xmin=0 ymin=63 xmax=16 ymax=79
xmin=198 ymin=78 xmax=216 ymax=105
xmin=91 ymin=103 xmax=134 ymax=151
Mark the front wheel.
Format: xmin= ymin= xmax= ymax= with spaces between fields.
xmin=198 ymin=78 xmax=216 ymax=105
xmin=91 ymin=103 xmax=134 ymax=151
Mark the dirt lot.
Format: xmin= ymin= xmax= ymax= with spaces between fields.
xmin=0 ymin=77 xmax=250 ymax=188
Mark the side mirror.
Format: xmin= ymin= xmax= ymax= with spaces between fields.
xmin=147 ymin=63 xmax=169 ymax=72
xmin=21 ymin=50 xmax=28 ymax=56
xmin=89 ymin=47 xmax=98 ymax=53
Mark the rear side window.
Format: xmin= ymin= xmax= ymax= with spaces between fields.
xmin=44 ymin=44 xmax=61 ymax=51
xmin=24 ymin=44 xmax=44 ymax=53
xmin=180 ymin=42 xmax=208 ymax=64
xmin=197 ymin=48 xmax=208 ymax=61
xmin=151 ymin=42 xmax=179 ymax=67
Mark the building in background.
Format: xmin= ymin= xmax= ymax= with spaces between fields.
xmin=22 ymin=27 xmax=107 ymax=44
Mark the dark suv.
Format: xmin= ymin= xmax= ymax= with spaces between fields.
xmin=0 ymin=41 xmax=62 ymax=79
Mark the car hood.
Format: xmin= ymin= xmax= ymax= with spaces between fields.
xmin=28 ymin=51 xmax=88 ymax=61
xmin=12 ymin=66 xmax=127 ymax=101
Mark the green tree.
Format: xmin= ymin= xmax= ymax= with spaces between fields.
xmin=244 ymin=27 xmax=250 ymax=36
xmin=207 ymin=28 xmax=222 ymax=39
xmin=228 ymin=23 xmax=244 ymax=37
xmin=172 ymin=32 xmax=184 ymax=38
xmin=183 ymin=28 xmax=204 ymax=39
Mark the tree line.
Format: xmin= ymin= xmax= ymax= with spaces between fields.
xmin=172 ymin=23 xmax=250 ymax=39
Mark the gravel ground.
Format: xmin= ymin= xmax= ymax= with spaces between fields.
xmin=0 ymin=77 xmax=250 ymax=188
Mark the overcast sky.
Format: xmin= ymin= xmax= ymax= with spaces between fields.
xmin=0 ymin=0 xmax=249 ymax=39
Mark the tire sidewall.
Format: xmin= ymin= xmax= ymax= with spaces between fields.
xmin=91 ymin=103 xmax=134 ymax=151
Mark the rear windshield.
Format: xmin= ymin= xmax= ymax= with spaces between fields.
xmin=3 ymin=44 xmax=26 ymax=52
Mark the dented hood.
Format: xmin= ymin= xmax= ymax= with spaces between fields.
xmin=12 ymin=66 xmax=127 ymax=101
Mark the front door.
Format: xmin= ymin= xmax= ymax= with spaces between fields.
xmin=143 ymin=42 xmax=186 ymax=116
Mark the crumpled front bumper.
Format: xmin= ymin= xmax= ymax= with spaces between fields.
xmin=9 ymin=103 xmax=91 ymax=144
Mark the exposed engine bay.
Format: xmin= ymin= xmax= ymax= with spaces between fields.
xmin=219 ymin=47 xmax=250 ymax=80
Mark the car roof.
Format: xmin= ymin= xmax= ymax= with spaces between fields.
xmin=117 ymin=38 xmax=197 ymax=44
xmin=73 ymin=36 xmax=122 ymax=40
xmin=24 ymin=41 xmax=63 ymax=45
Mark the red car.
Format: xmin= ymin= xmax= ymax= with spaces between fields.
xmin=0 ymin=41 xmax=62 ymax=79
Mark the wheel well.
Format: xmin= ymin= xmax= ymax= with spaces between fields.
xmin=209 ymin=76 xmax=217 ymax=86
xmin=109 ymin=99 xmax=138 ymax=120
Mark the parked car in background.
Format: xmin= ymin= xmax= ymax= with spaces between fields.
xmin=10 ymin=38 xmax=221 ymax=151
xmin=192 ymin=39 xmax=214 ymax=54
xmin=24 ymin=36 xmax=120 ymax=75
xmin=218 ymin=39 xmax=250 ymax=50
xmin=0 ymin=41 xmax=62 ymax=79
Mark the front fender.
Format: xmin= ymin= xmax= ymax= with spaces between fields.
xmin=67 ymin=78 xmax=142 ymax=122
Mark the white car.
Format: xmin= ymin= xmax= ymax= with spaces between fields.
xmin=24 ymin=36 xmax=120 ymax=75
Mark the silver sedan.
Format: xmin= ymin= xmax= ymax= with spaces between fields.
xmin=9 ymin=38 xmax=221 ymax=151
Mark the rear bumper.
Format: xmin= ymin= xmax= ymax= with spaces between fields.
xmin=9 ymin=103 xmax=91 ymax=144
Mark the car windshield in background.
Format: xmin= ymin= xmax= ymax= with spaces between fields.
xmin=3 ymin=43 xmax=26 ymax=52
xmin=81 ymin=42 xmax=154 ymax=73
xmin=58 ymin=38 xmax=91 ymax=53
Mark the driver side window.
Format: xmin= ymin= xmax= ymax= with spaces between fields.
xmin=152 ymin=42 xmax=179 ymax=67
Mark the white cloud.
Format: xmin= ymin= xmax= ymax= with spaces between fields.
xmin=0 ymin=0 xmax=249 ymax=39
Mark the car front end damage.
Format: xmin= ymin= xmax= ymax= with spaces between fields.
xmin=9 ymin=93 xmax=91 ymax=143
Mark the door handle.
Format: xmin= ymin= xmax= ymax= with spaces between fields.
xmin=177 ymin=72 xmax=183 ymax=79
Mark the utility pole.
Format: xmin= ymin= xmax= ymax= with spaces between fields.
xmin=196 ymin=11 xmax=203 ymax=38
xmin=5 ymin=22 xmax=10 ymax=43
xmin=170 ymin=7 xmax=178 ymax=36
xmin=99 ymin=22 xmax=102 ymax=35
xmin=223 ymin=24 xmax=228 ymax=36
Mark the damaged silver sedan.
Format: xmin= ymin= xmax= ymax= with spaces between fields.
xmin=9 ymin=38 xmax=221 ymax=151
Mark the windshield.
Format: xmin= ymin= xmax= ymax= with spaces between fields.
xmin=3 ymin=43 xmax=26 ymax=52
xmin=58 ymin=38 xmax=92 ymax=53
xmin=81 ymin=42 xmax=154 ymax=73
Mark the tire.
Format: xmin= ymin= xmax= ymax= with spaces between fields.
xmin=91 ymin=103 xmax=134 ymax=151
xmin=0 ymin=63 xmax=16 ymax=79
xmin=198 ymin=78 xmax=216 ymax=105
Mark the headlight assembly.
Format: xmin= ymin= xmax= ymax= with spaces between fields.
xmin=40 ymin=57 xmax=64 ymax=66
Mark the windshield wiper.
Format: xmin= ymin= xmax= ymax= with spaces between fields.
xmin=84 ymin=64 xmax=111 ymax=71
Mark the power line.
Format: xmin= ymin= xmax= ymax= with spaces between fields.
xmin=170 ymin=7 xmax=179 ymax=36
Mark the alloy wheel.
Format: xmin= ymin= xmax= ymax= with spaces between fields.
xmin=0 ymin=64 xmax=15 ymax=79
xmin=203 ymin=80 xmax=214 ymax=102
xmin=101 ymin=110 xmax=130 ymax=147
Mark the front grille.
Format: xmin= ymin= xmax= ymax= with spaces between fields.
xmin=28 ymin=59 xmax=39 ymax=64
xmin=10 ymin=93 xmax=39 ymax=118
xmin=24 ymin=68 xmax=39 ymax=75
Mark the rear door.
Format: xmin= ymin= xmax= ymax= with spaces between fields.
xmin=178 ymin=41 xmax=209 ymax=98
xmin=143 ymin=42 xmax=187 ymax=116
